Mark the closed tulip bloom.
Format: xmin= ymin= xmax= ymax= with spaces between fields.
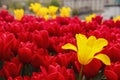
xmin=29 ymin=3 xmax=42 ymax=13
xmin=14 ymin=9 xmax=24 ymax=20
xmin=60 ymin=7 xmax=71 ymax=17
xmin=36 ymin=7 xmax=48 ymax=20
xmin=48 ymin=6 xmax=58 ymax=19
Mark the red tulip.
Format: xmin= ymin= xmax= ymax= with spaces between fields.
xmin=104 ymin=62 xmax=120 ymax=80
xmin=18 ymin=42 xmax=35 ymax=64
xmin=92 ymin=15 xmax=103 ymax=24
xmin=55 ymin=53 xmax=75 ymax=67
xmin=74 ymin=59 xmax=102 ymax=79
xmin=31 ymin=65 xmax=75 ymax=80
xmin=17 ymin=31 xmax=32 ymax=42
xmin=0 ymin=10 xmax=14 ymax=22
xmin=103 ymin=20 xmax=115 ymax=28
xmin=31 ymin=54 xmax=52 ymax=68
xmin=32 ymin=30 xmax=49 ymax=48
xmin=8 ymin=76 xmax=30 ymax=80
xmin=104 ymin=42 xmax=120 ymax=62
xmin=2 ymin=58 xmax=22 ymax=79
xmin=0 ymin=32 xmax=17 ymax=60
xmin=115 ymin=20 xmax=120 ymax=28
xmin=43 ymin=21 xmax=60 ymax=36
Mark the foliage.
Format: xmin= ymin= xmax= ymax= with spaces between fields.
xmin=49 ymin=0 xmax=60 ymax=7
xmin=72 ymin=9 xmax=79 ymax=16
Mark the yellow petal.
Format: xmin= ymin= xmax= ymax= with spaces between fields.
xmin=91 ymin=14 xmax=96 ymax=18
xmin=44 ymin=15 xmax=49 ymax=20
xmin=48 ymin=6 xmax=58 ymax=15
xmin=86 ymin=16 xmax=91 ymax=22
xmin=87 ymin=36 xmax=96 ymax=47
xmin=92 ymin=38 xmax=108 ymax=54
xmin=52 ymin=15 xmax=56 ymax=19
xmin=85 ymin=14 xmax=96 ymax=22
xmin=14 ymin=9 xmax=24 ymax=20
xmin=29 ymin=3 xmax=42 ymax=13
xmin=75 ymin=34 xmax=87 ymax=50
xmin=60 ymin=7 xmax=71 ymax=17
xmin=77 ymin=45 xmax=93 ymax=65
xmin=94 ymin=54 xmax=111 ymax=65
xmin=62 ymin=43 xmax=77 ymax=52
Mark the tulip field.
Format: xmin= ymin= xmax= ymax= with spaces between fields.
xmin=0 ymin=3 xmax=120 ymax=80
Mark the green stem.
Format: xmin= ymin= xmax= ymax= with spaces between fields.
xmin=79 ymin=65 xmax=84 ymax=80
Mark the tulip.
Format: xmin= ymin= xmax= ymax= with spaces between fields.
xmin=36 ymin=7 xmax=48 ymax=20
xmin=102 ymin=20 xmax=115 ymax=28
xmin=92 ymin=15 xmax=103 ymax=24
xmin=113 ymin=16 xmax=120 ymax=22
xmin=29 ymin=3 xmax=42 ymax=13
xmin=60 ymin=7 xmax=71 ymax=17
xmin=14 ymin=9 xmax=24 ymax=20
xmin=104 ymin=62 xmax=120 ymax=80
xmin=62 ymin=33 xmax=110 ymax=65
xmin=18 ymin=42 xmax=33 ymax=64
xmin=0 ymin=32 xmax=17 ymax=60
xmin=32 ymin=30 xmax=49 ymax=48
xmin=2 ymin=58 xmax=22 ymax=78
xmin=85 ymin=14 xmax=96 ymax=23
xmin=55 ymin=53 xmax=74 ymax=67
xmin=31 ymin=65 xmax=75 ymax=80
xmin=48 ymin=6 xmax=58 ymax=19
xmin=62 ymin=33 xmax=110 ymax=80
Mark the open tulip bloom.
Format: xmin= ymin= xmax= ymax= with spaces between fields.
xmin=62 ymin=34 xmax=110 ymax=65
xmin=62 ymin=34 xmax=111 ymax=79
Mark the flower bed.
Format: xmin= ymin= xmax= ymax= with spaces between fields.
xmin=0 ymin=3 xmax=120 ymax=80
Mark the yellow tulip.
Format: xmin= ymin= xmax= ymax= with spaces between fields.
xmin=43 ymin=15 xmax=49 ymax=20
xmin=14 ymin=9 xmax=24 ymax=20
xmin=29 ymin=3 xmax=42 ymax=13
xmin=51 ymin=15 xmax=57 ymax=19
xmin=48 ymin=6 xmax=58 ymax=18
xmin=85 ymin=14 xmax=96 ymax=23
xmin=36 ymin=7 xmax=48 ymax=16
xmin=60 ymin=7 xmax=71 ymax=17
xmin=36 ymin=7 xmax=48 ymax=20
xmin=113 ymin=16 xmax=120 ymax=22
xmin=62 ymin=34 xmax=110 ymax=65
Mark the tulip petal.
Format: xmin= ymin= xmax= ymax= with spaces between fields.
xmin=77 ymin=45 xmax=93 ymax=65
xmin=62 ymin=43 xmax=77 ymax=52
xmin=87 ymin=36 xmax=96 ymax=47
xmin=14 ymin=9 xmax=24 ymax=20
xmin=104 ymin=70 xmax=118 ymax=80
xmin=94 ymin=54 xmax=111 ymax=65
xmin=92 ymin=38 xmax=108 ymax=54
xmin=75 ymin=34 xmax=87 ymax=50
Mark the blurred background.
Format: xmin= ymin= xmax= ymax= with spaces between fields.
xmin=0 ymin=0 xmax=120 ymax=19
